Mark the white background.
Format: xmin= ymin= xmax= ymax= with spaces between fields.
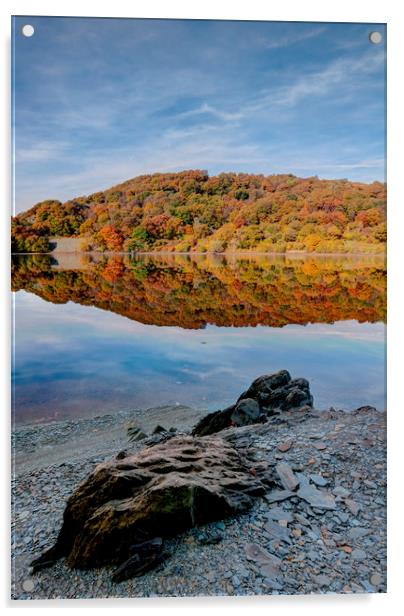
xmin=1 ymin=1 xmax=403 ymax=614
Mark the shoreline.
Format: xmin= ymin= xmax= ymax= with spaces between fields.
xmin=12 ymin=249 xmax=386 ymax=258
xmin=11 ymin=403 xmax=387 ymax=599
xmin=12 ymin=405 xmax=206 ymax=477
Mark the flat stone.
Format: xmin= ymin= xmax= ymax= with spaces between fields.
xmin=297 ymin=484 xmax=336 ymax=510
xmin=266 ymin=507 xmax=293 ymax=523
xmin=313 ymin=442 xmax=327 ymax=450
xmin=265 ymin=489 xmax=294 ymax=503
xmin=333 ymin=486 xmax=351 ymax=498
xmin=264 ymin=520 xmax=292 ymax=544
xmin=309 ymin=474 xmax=328 ymax=487
xmin=336 ymin=512 xmax=349 ymax=524
xmin=345 ymin=498 xmax=361 ymax=516
xmin=277 ymin=440 xmax=293 ymax=453
xmin=295 ymin=513 xmax=310 ymax=526
xmin=348 ymin=527 xmax=370 ymax=540
xmin=245 ymin=543 xmax=282 ymax=582
xmin=351 ymin=548 xmax=367 ymax=561
xmin=275 ymin=463 xmax=299 ymax=491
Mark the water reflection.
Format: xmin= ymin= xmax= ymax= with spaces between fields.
xmin=12 ymin=253 xmax=386 ymax=424
xmin=12 ymin=253 xmax=386 ymax=328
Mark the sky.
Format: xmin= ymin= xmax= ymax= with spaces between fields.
xmin=12 ymin=17 xmax=386 ymax=213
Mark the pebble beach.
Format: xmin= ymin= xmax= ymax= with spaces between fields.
xmin=11 ymin=404 xmax=387 ymax=600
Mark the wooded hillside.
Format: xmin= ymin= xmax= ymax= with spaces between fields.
xmin=12 ymin=170 xmax=386 ymax=254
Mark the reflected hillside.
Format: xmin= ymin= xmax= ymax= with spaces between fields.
xmin=11 ymin=253 xmax=386 ymax=329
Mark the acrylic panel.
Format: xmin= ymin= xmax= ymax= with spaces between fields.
xmin=11 ymin=16 xmax=387 ymax=599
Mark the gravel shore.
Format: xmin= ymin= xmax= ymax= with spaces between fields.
xmin=11 ymin=405 xmax=387 ymax=600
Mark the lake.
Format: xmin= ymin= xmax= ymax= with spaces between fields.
xmin=11 ymin=252 xmax=386 ymax=425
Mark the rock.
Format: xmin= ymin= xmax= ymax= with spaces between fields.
xmin=198 ymin=532 xmax=223 ymax=545
xmin=348 ymin=527 xmax=370 ymax=540
xmin=351 ymin=549 xmax=367 ymax=561
xmin=266 ymin=507 xmax=293 ymax=523
xmin=111 ymin=537 xmax=165 ymax=582
xmin=265 ymin=489 xmax=294 ymax=503
xmin=152 ymin=425 xmax=167 ymax=435
xmin=22 ymin=579 xmax=35 ymax=592
xmin=230 ymin=399 xmax=260 ymax=427
xmin=115 ymin=450 xmax=128 ymax=460
xmin=232 ymin=575 xmax=241 ymax=588
xmin=370 ymin=572 xmax=383 ymax=587
xmin=333 ymin=486 xmax=351 ymax=498
xmin=127 ymin=425 xmax=147 ymax=443
xmin=345 ymin=498 xmax=361 ymax=516
xmin=309 ymin=474 xmax=328 ymax=487
xmin=297 ymin=484 xmax=336 ymax=510
xmin=313 ymin=442 xmax=327 ymax=450
xmin=239 ymin=372 xmax=313 ymax=413
xmin=191 ymin=407 xmax=234 ymax=437
xmin=314 ymin=574 xmax=331 ymax=587
xmin=295 ymin=513 xmax=310 ymax=526
xmin=192 ymin=370 xmax=313 ymax=436
xmin=239 ymin=370 xmax=292 ymax=401
xmin=275 ymin=463 xmax=299 ymax=491
xmin=264 ymin=520 xmax=292 ymax=544
xmin=244 ymin=543 xmax=283 ymax=582
xmin=31 ymin=435 xmax=268 ymax=575
xmin=336 ymin=512 xmax=349 ymax=524
xmin=277 ymin=440 xmax=293 ymax=453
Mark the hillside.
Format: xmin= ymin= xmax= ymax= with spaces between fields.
xmin=11 ymin=170 xmax=387 ymax=254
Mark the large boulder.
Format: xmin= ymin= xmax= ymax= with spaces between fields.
xmin=31 ymin=435 xmax=270 ymax=574
xmin=192 ymin=370 xmax=313 ymax=436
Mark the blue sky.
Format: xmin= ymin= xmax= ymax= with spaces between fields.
xmin=12 ymin=17 xmax=386 ymax=213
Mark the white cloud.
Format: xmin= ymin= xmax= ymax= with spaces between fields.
xmin=258 ymin=27 xmax=327 ymax=50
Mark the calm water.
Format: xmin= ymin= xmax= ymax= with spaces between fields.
xmin=12 ymin=253 xmax=386 ymax=425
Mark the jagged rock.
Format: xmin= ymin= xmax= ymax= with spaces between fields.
xmin=116 ymin=450 xmax=128 ymax=460
xmin=31 ymin=435 xmax=270 ymax=576
xmin=127 ymin=424 xmax=147 ymax=443
xmin=152 ymin=425 xmax=167 ymax=435
xmin=191 ymin=407 xmax=234 ymax=437
xmin=230 ymin=398 xmax=260 ymax=427
xmin=192 ymin=370 xmax=313 ymax=436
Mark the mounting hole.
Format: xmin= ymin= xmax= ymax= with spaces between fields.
xmin=22 ymin=24 xmax=35 ymax=37
xmin=369 ymin=31 xmax=382 ymax=44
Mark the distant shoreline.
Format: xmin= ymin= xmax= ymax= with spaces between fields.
xmin=12 ymin=249 xmax=386 ymax=258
